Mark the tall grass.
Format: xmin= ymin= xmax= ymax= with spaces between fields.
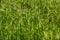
xmin=0 ymin=0 xmax=60 ymax=40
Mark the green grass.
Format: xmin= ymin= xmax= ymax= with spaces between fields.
xmin=0 ymin=0 xmax=60 ymax=40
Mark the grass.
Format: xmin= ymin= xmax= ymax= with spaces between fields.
xmin=0 ymin=0 xmax=60 ymax=40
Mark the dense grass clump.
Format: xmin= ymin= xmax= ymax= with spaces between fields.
xmin=0 ymin=0 xmax=60 ymax=40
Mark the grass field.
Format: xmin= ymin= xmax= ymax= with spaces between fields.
xmin=0 ymin=0 xmax=60 ymax=40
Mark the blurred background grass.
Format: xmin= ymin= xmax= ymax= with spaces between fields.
xmin=0 ymin=0 xmax=60 ymax=40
